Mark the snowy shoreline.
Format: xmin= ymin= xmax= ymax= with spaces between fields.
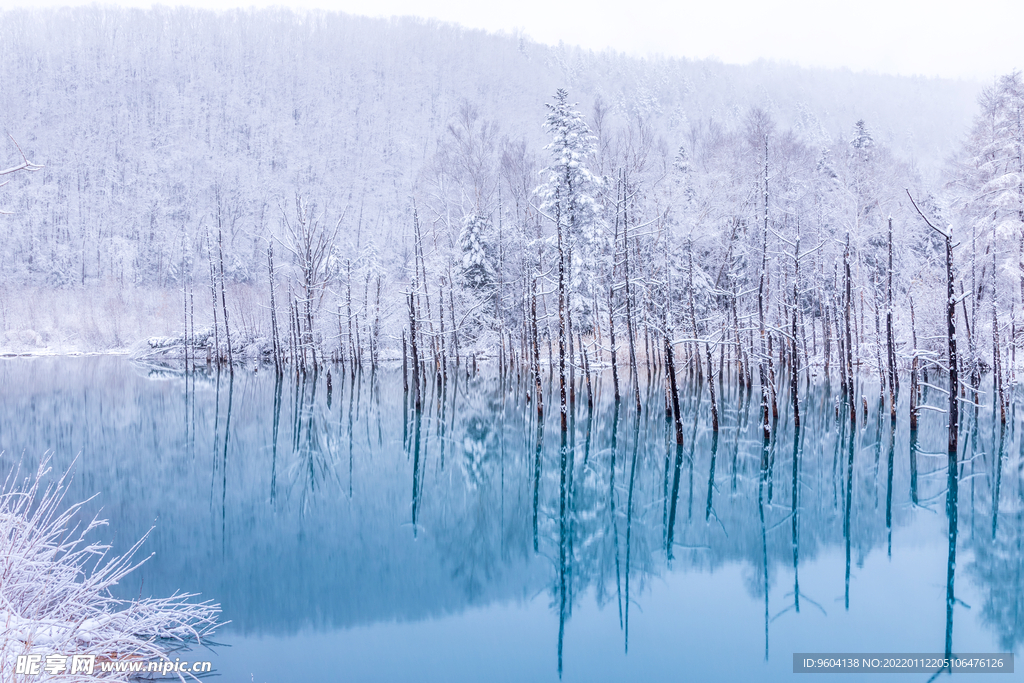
xmin=0 ymin=350 xmax=130 ymax=358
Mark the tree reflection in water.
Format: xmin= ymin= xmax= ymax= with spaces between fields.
xmin=0 ymin=356 xmax=1020 ymax=679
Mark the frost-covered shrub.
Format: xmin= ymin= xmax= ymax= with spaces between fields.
xmin=0 ymin=459 xmax=221 ymax=681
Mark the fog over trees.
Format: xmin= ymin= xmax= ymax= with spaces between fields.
xmin=0 ymin=6 xmax=1013 ymax=398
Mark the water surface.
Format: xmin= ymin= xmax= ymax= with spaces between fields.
xmin=1 ymin=356 xmax=1020 ymax=681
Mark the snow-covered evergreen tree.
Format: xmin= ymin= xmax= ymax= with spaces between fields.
xmin=458 ymin=212 xmax=495 ymax=291
xmin=956 ymin=73 xmax=1024 ymax=240
xmin=536 ymin=89 xmax=602 ymax=331
xmin=538 ymin=89 xmax=600 ymax=239
xmin=851 ymin=119 xmax=875 ymax=160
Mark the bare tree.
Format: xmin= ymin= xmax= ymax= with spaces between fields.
xmin=278 ymin=195 xmax=344 ymax=373
xmin=908 ymin=191 xmax=958 ymax=454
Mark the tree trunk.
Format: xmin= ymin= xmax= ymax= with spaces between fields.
xmin=844 ymin=234 xmax=855 ymax=424
xmin=946 ymin=232 xmax=959 ymax=454
xmin=791 ymin=281 xmax=801 ymax=429
xmin=758 ymin=228 xmax=771 ymax=440
xmin=733 ymin=282 xmax=745 ymax=389
xmin=623 ymin=173 xmax=641 ymax=414
xmin=687 ymin=248 xmax=702 ymax=381
xmin=268 ymin=243 xmax=280 ymax=374
xmin=993 ymin=229 xmax=1006 ymax=423
xmin=609 ymin=284 xmax=620 ymax=402
xmin=347 ymin=261 xmax=355 ymax=375
xmin=557 ymin=190 xmax=568 ymax=432
xmin=664 ymin=334 xmax=684 ymax=446
xmin=450 ymin=287 xmax=460 ymax=367
xmin=438 ymin=283 xmax=448 ymax=384
xmin=402 ymin=330 xmax=409 ymax=394
xmin=181 ymin=228 xmax=190 ymax=371
xmin=886 ymin=217 xmax=898 ymax=410
xmin=580 ymin=331 xmax=593 ymax=411
xmin=874 ymin=284 xmax=885 ymax=404
xmin=706 ymin=336 xmax=720 ymax=432
xmin=189 ymin=284 xmax=195 ymax=372
xmin=205 ymin=223 xmax=220 ymax=366
xmin=217 ymin=225 xmax=233 ymax=372
xmin=532 ymin=277 xmax=544 ymax=417
xmin=409 ymin=291 xmax=421 ymax=412
xmin=910 ymin=298 xmax=919 ymax=430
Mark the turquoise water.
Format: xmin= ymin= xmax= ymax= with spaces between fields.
xmin=1 ymin=356 xmax=1020 ymax=682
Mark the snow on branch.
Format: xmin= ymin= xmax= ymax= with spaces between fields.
xmin=0 ymin=135 xmax=42 ymax=179
xmin=906 ymin=189 xmax=950 ymax=238
xmin=1 ymin=458 xmax=222 ymax=682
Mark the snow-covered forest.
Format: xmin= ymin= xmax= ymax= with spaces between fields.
xmin=0 ymin=7 xmax=1017 ymax=406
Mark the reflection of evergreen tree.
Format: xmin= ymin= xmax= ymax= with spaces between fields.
xmin=460 ymin=411 xmax=495 ymax=489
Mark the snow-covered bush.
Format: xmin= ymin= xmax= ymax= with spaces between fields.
xmin=0 ymin=459 xmax=221 ymax=681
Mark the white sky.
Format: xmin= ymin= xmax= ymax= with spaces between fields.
xmin=5 ymin=0 xmax=1021 ymax=82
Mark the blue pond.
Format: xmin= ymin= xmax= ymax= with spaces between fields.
xmin=0 ymin=356 xmax=1020 ymax=682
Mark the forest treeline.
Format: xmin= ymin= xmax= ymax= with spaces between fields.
xmin=0 ymin=8 xmax=1018 ymax=418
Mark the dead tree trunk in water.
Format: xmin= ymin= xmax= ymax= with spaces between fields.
xmin=823 ymin=294 xmax=832 ymax=381
xmin=757 ymin=227 xmax=772 ymax=440
xmin=216 ymin=221 xmax=233 ymax=371
xmin=788 ymin=234 xmax=803 ymax=428
xmin=532 ymin=277 xmax=544 ymax=418
xmin=497 ymin=190 xmax=506 ymax=376
xmin=609 ymin=284 xmax=620 ymax=402
xmin=408 ymin=291 xmax=421 ymax=412
xmin=346 ymin=261 xmax=355 ymax=374
xmin=286 ymin=298 xmax=295 ymax=368
xmin=844 ymin=234 xmax=855 ymax=424
xmin=567 ymin=240 xmax=576 ymax=410
xmin=992 ymin=227 xmax=1006 ymax=423
xmin=438 ymin=283 xmax=448 ymax=385
xmin=557 ymin=190 xmax=569 ymax=433
xmin=687 ymin=248 xmax=702 ymax=379
xmin=449 ymin=288 xmax=460 ymax=368
xmin=886 ymin=217 xmax=898 ymax=417
xmin=834 ymin=266 xmax=847 ymax=396
xmin=910 ymin=298 xmax=919 ymax=430
xmin=732 ymin=281 xmax=747 ymax=389
xmin=580 ymin=331 xmax=593 ymax=411
xmin=335 ymin=304 xmax=345 ymax=372
xmin=182 ymin=230 xmax=190 ymax=371
xmin=412 ymin=205 xmax=438 ymax=382
xmin=664 ymin=335 xmax=684 ymax=446
xmin=946 ymin=231 xmax=959 ymax=453
xmin=791 ymin=277 xmax=801 ymax=430
xmin=205 ymin=223 xmax=220 ymax=366
xmin=293 ymin=296 xmax=305 ymax=372
xmin=373 ymin=277 xmax=382 ymax=369
xmin=609 ymin=176 xmax=622 ymax=402
xmin=908 ymin=191 xmax=957 ymax=453
xmin=874 ymin=284 xmax=886 ymax=404
xmin=959 ymin=284 xmax=973 ymax=397
xmin=663 ymin=255 xmax=684 ymax=445
xmin=189 ymin=282 xmax=196 ymax=365
xmin=622 ymin=171 xmax=642 ymax=415
xmin=402 ymin=330 xmax=409 ymax=394
xmin=268 ymin=242 xmax=281 ymax=374
xmin=761 ymin=137 xmax=778 ymax=421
